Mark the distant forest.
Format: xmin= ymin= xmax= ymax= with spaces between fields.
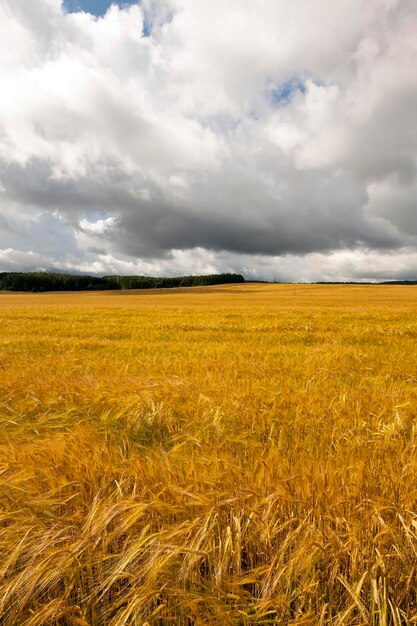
xmin=0 ymin=272 xmax=245 ymax=292
xmin=315 ymin=280 xmax=417 ymax=285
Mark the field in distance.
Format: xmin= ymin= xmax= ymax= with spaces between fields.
xmin=1 ymin=283 xmax=417 ymax=625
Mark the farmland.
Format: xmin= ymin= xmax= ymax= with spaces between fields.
xmin=1 ymin=283 xmax=417 ymax=625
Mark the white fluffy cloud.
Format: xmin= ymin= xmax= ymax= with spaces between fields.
xmin=0 ymin=0 xmax=416 ymax=280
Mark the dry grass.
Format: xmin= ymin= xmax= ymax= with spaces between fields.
xmin=0 ymin=283 xmax=417 ymax=625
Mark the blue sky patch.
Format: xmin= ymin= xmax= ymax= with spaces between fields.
xmin=63 ymin=0 xmax=138 ymax=18
xmin=268 ymin=79 xmax=306 ymax=107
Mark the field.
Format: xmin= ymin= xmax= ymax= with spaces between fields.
xmin=1 ymin=283 xmax=417 ymax=625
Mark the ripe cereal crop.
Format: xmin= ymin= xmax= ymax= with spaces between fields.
xmin=0 ymin=283 xmax=417 ymax=625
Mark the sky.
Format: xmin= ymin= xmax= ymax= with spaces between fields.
xmin=63 ymin=1 xmax=137 ymax=18
xmin=0 ymin=0 xmax=416 ymax=281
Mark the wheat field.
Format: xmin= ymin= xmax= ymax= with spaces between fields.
xmin=1 ymin=283 xmax=417 ymax=625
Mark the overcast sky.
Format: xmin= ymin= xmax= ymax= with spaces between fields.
xmin=0 ymin=0 xmax=416 ymax=281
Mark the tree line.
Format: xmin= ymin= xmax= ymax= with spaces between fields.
xmin=0 ymin=272 xmax=245 ymax=292
xmin=315 ymin=280 xmax=417 ymax=285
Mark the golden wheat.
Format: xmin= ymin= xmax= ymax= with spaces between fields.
xmin=0 ymin=284 xmax=417 ymax=625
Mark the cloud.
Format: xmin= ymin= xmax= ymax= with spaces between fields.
xmin=79 ymin=216 xmax=117 ymax=234
xmin=0 ymin=0 xmax=416 ymax=279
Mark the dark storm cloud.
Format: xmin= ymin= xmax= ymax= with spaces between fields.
xmin=1 ymin=159 xmax=407 ymax=260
